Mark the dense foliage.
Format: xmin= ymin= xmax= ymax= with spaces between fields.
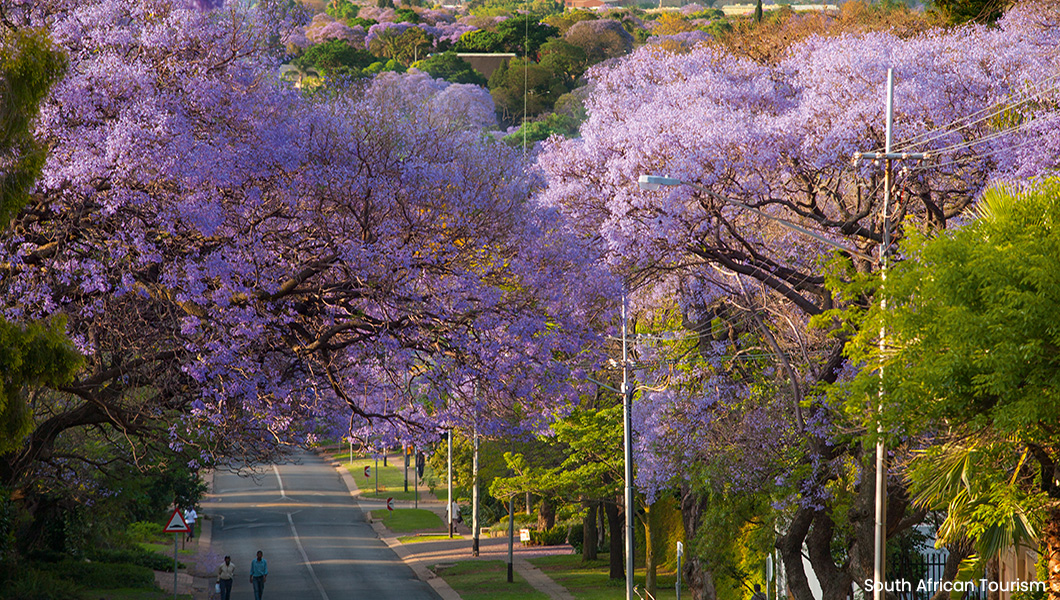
xmin=6 ymin=0 xmax=1060 ymax=598
xmin=537 ymin=4 xmax=1060 ymax=597
xmin=834 ymin=180 xmax=1060 ymax=594
xmin=1 ymin=0 xmax=610 ymax=539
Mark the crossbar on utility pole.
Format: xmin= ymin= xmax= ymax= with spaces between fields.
xmin=852 ymin=69 xmax=931 ymax=600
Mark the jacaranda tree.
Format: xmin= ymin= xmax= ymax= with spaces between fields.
xmin=536 ymin=5 xmax=1060 ymax=597
xmin=1 ymin=0 xmax=610 ymax=518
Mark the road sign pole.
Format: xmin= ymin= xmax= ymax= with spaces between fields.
xmin=162 ymin=507 xmax=190 ymax=599
xmin=676 ymin=541 xmax=684 ymax=600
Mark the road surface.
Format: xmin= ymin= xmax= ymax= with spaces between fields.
xmin=207 ymin=450 xmax=442 ymax=600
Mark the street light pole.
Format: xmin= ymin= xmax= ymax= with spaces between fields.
xmin=448 ymin=429 xmax=454 ymax=538
xmin=621 ymin=290 xmax=635 ymax=600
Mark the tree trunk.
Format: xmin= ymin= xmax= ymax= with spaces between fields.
xmin=605 ymin=499 xmax=624 ymax=580
xmin=599 ymin=500 xmax=607 ymax=550
xmin=680 ymin=483 xmax=718 ymax=600
xmin=644 ymin=501 xmax=657 ymax=598
xmin=538 ymin=496 xmax=556 ymax=531
xmin=583 ymin=500 xmax=599 ymax=561
xmin=807 ymin=509 xmax=854 ymax=600
xmin=777 ymin=503 xmax=817 ymax=600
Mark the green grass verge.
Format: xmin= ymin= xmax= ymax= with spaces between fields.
xmin=397 ymin=534 xmax=465 ymax=543
xmin=337 ymin=454 xmax=443 ymax=502
xmin=431 ymin=560 xmax=550 ymax=600
xmin=137 ymin=542 xmax=194 ymax=556
xmin=530 ymin=554 xmax=681 ymax=600
xmin=89 ymin=591 xmax=193 ymax=599
xmin=370 ymin=508 xmax=444 ymax=532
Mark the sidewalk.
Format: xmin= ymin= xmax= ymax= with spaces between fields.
xmin=325 ymin=452 xmax=577 ymax=600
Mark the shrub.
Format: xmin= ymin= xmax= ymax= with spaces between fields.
xmin=568 ymin=522 xmax=583 ymax=553
xmin=0 ymin=567 xmax=85 ymax=600
xmin=125 ymin=521 xmax=162 ymax=543
xmin=528 ymin=525 xmax=568 ymax=546
xmin=40 ymin=559 xmax=155 ymax=590
xmin=567 ymin=522 xmax=607 ymax=555
xmin=89 ymin=547 xmax=180 ymax=571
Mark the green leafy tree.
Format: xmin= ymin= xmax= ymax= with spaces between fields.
xmin=502 ymin=112 xmax=580 ymax=146
xmin=829 ymin=180 xmax=1060 ymax=595
xmin=389 ymin=27 xmax=435 ymax=66
xmin=453 ymin=29 xmax=506 ymax=53
xmin=563 ymin=19 xmax=633 ymax=65
xmin=295 ymin=38 xmax=377 ymax=78
xmin=467 ymin=0 xmax=564 ymax=19
xmin=412 ymin=52 xmax=487 ymax=86
xmin=1 ymin=28 xmax=66 ymax=226
xmin=0 ymin=28 xmax=81 ymax=456
xmin=394 ymin=7 xmax=420 ymax=23
xmin=492 ymin=406 xmax=627 ymax=578
xmin=495 ymin=15 xmax=558 ymax=58
xmin=348 ymin=16 xmax=379 ymax=29
xmin=325 ymin=0 xmax=360 ymax=22
xmin=542 ymin=10 xmax=598 ymax=35
xmin=932 ymin=0 xmax=1010 ymax=23
xmin=538 ymin=37 xmax=588 ymax=89
xmin=488 ymin=57 xmax=565 ymax=126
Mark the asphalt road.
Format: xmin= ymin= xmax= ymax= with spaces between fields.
xmin=207 ymin=451 xmax=442 ymax=600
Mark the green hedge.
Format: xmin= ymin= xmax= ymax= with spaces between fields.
xmin=528 ymin=525 xmax=568 ymax=546
xmin=0 ymin=567 xmax=85 ymax=600
xmin=89 ymin=547 xmax=181 ymax=571
xmin=39 ymin=559 xmax=155 ymax=590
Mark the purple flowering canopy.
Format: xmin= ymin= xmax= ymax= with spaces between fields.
xmin=537 ymin=6 xmax=1060 ymax=593
xmin=0 ymin=0 xmax=612 ymax=486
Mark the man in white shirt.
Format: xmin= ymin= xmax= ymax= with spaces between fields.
xmin=183 ymin=506 xmax=197 ymax=542
xmin=216 ymin=555 xmax=235 ymax=600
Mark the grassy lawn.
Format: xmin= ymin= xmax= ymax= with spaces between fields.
xmin=431 ymin=560 xmax=550 ymax=600
xmin=138 ymin=542 xmax=194 ymax=556
xmin=90 ymin=590 xmax=193 ymax=599
xmin=370 ymin=508 xmax=444 ymax=532
xmin=530 ymin=554 xmax=681 ymax=600
xmin=333 ymin=452 xmax=443 ymax=502
xmin=398 ymin=534 xmax=466 ymax=544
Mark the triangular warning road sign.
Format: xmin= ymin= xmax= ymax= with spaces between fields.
xmin=163 ymin=508 xmax=190 ymax=533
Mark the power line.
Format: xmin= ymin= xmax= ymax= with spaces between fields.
xmin=887 ymin=73 xmax=1060 ymax=153
xmin=908 ymin=136 xmax=1040 ymax=173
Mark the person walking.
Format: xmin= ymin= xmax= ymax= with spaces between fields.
xmin=183 ymin=506 xmax=197 ymax=542
xmin=216 ymin=555 xmax=235 ymax=600
xmin=249 ymin=550 xmax=268 ymax=600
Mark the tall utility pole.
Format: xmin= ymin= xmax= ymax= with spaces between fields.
xmin=853 ymin=68 xmax=929 ymax=600
xmin=621 ymin=291 xmax=635 ymax=600
xmin=448 ymin=429 xmax=454 ymax=538
xmin=472 ymin=419 xmax=480 ymax=556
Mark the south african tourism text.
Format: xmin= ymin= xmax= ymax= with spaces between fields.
xmin=863 ymin=579 xmax=1046 ymax=593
